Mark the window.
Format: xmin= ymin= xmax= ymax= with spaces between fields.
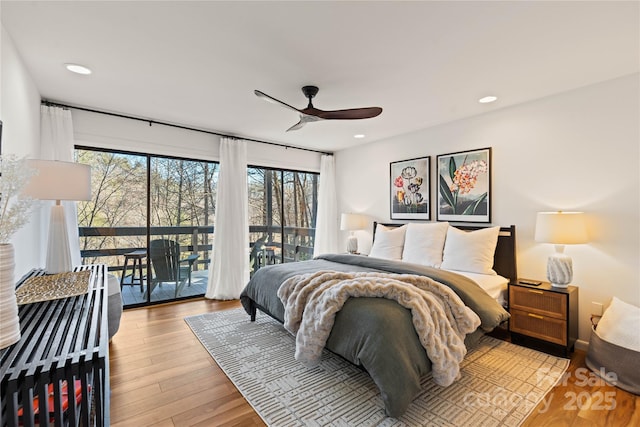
xmin=76 ymin=147 xmax=318 ymax=307
xmin=248 ymin=167 xmax=318 ymax=272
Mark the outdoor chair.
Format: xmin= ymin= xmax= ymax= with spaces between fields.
xmin=249 ymin=236 xmax=268 ymax=276
xmin=149 ymin=239 xmax=199 ymax=298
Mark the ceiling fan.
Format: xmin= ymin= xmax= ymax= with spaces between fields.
xmin=254 ymin=85 xmax=383 ymax=132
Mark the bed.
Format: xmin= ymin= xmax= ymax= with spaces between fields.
xmin=240 ymin=222 xmax=517 ymax=417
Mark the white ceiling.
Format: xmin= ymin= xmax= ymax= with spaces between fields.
xmin=2 ymin=1 xmax=638 ymax=152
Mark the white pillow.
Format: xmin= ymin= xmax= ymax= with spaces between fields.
xmin=369 ymin=224 xmax=407 ymax=261
xmin=402 ymin=222 xmax=449 ymax=267
xmin=440 ymin=226 xmax=500 ymax=275
xmin=596 ymin=297 xmax=640 ymax=352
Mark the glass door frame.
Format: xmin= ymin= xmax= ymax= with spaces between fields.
xmin=76 ymin=145 xmax=217 ymax=309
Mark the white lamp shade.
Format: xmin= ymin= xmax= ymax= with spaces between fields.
xmin=23 ymin=160 xmax=91 ymax=201
xmin=534 ymin=212 xmax=588 ymax=245
xmin=340 ymin=213 xmax=367 ymax=231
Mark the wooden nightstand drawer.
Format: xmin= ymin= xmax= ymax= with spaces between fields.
xmin=508 ymin=281 xmax=578 ymax=357
xmin=510 ymin=308 xmax=567 ymax=345
xmin=509 ymin=285 xmax=567 ymax=319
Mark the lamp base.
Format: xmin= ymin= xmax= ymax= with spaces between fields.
xmin=46 ymin=204 xmax=73 ymax=274
xmin=346 ymin=234 xmax=358 ymax=254
xmin=546 ymin=252 xmax=573 ymax=288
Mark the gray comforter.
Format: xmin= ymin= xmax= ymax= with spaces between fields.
xmin=240 ymin=254 xmax=510 ymax=417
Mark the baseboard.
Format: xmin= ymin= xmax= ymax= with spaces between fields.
xmin=575 ymin=339 xmax=589 ymax=352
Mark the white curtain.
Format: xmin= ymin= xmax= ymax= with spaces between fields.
xmin=313 ymin=154 xmax=338 ymax=256
xmin=206 ymin=138 xmax=249 ymax=300
xmin=39 ymin=105 xmax=82 ymax=268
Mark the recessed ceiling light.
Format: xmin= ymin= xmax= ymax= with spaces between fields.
xmin=478 ymin=95 xmax=497 ymax=104
xmin=65 ymin=63 xmax=92 ymax=75
xmin=353 ymin=134 xmax=365 ymax=139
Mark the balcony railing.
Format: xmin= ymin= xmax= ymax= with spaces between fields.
xmin=78 ymin=225 xmax=315 ymax=272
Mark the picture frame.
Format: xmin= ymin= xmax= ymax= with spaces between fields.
xmin=437 ymin=147 xmax=491 ymax=223
xmin=390 ymin=156 xmax=430 ymax=220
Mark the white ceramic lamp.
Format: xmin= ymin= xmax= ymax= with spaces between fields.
xmin=340 ymin=213 xmax=367 ymax=254
xmin=534 ymin=211 xmax=588 ymax=288
xmin=23 ymin=160 xmax=91 ymax=274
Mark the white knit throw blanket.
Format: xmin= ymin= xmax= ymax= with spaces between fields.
xmin=277 ymin=271 xmax=481 ymax=387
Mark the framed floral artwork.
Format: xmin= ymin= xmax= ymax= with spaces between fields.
xmin=437 ymin=147 xmax=491 ymax=223
xmin=390 ymin=156 xmax=430 ymax=220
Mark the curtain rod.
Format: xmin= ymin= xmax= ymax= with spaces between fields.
xmin=41 ymin=100 xmax=333 ymax=156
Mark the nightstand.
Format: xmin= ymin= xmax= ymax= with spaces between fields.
xmin=508 ymin=280 xmax=578 ymax=357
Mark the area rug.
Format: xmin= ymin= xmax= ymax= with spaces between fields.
xmin=185 ymin=308 xmax=569 ymax=427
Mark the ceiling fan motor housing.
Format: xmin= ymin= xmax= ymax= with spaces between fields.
xmin=302 ymin=85 xmax=319 ymax=99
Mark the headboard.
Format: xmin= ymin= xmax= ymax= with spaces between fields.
xmin=373 ymin=222 xmax=518 ymax=282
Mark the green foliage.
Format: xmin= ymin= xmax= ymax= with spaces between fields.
xmin=462 ymin=192 xmax=488 ymax=215
xmin=448 ymin=156 xmax=457 ymax=181
xmin=439 ymin=174 xmax=456 ymax=213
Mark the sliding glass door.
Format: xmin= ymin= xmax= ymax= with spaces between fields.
xmin=282 ymin=171 xmax=317 ymax=262
xmin=148 ymin=157 xmax=217 ymax=303
xmin=77 ymin=147 xmax=217 ymax=307
xmin=248 ymin=167 xmax=283 ymax=272
xmin=77 ymin=147 xmax=317 ymax=307
xmin=76 ymin=149 xmax=149 ymax=306
xmin=248 ymin=167 xmax=318 ymax=273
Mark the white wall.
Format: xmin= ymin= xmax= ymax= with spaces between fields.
xmin=72 ymin=109 xmax=322 ymax=172
xmin=1 ymin=26 xmax=43 ymax=277
xmin=335 ymin=74 xmax=640 ymax=346
xmin=0 ymin=29 xmax=322 ymax=275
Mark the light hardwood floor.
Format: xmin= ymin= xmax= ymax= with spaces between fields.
xmin=109 ymin=299 xmax=639 ymax=427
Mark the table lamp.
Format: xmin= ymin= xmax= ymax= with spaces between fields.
xmin=534 ymin=211 xmax=588 ymax=287
xmin=340 ymin=213 xmax=367 ymax=254
xmin=23 ymin=160 xmax=91 ymax=274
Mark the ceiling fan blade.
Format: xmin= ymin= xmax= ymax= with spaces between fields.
xmin=286 ymin=120 xmax=306 ymax=132
xmin=285 ymin=114 xmax=322 ymax=132
xmin=254 ymin=90 xmax=300 ymax=114
xmin=309 ymin=107 xmax=383 ymax=120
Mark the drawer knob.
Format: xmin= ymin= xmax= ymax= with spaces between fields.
xmin=528 ymin=313 xmax=544 ymax=320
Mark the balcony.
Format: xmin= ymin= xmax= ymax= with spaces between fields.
xmin=79 ymin=225 xmax=315 ymax=307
